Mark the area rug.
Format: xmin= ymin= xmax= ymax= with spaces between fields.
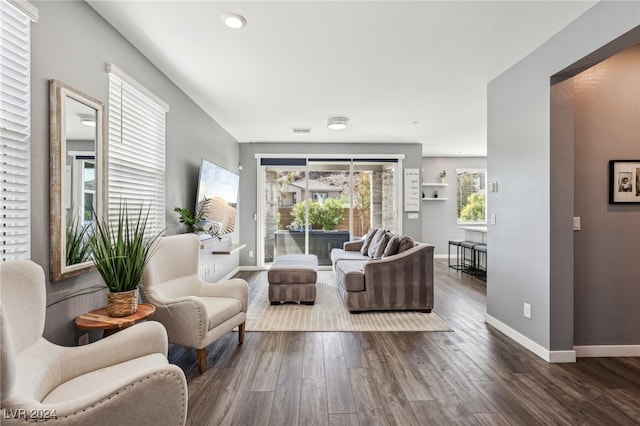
xmin=246 ymin=271 xmax=452 ymax=332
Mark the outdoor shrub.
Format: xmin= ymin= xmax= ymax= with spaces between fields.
xmin=290 ymin=199 xmax=344 ymax=231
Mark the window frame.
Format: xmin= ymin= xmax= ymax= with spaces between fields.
xmin=456 ymin=168 xmax=487 ymax=225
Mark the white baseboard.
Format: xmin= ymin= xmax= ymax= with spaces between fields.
xmin=574 ymin=345 xmax=640 ymax=357
xmin=238 ymin=265 xmax=260 ymax=272
xmin=434 ymin=254 xmax=449 ymax=259
xmin=222 ymin=267 xmax=241 ymax=280
xmin=484 ymin=314 xmax=576 ymax=363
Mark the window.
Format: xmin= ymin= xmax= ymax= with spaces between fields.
xmin=456 ymin=169 xmax=486 ymax=223
xmin=107 ymin=65 xmax=168 ymax=236
xmin=0 ymin=0 xmax=37 ymax=261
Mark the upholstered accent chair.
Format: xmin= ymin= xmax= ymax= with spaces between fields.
xmin=140 ymin=233 xmax=248 ymax=374
xmin=0 ymin=260 xmax=187 ymax=425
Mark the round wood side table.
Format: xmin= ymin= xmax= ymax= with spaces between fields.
xmin=75 ymin=303 xmax=156 ymax=338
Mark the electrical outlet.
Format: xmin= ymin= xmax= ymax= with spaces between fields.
xmin=490 ymin=214 xmax=496 ymax=225
xmin=523 ymin=302 xmax=532 ymax=319
xmin=249 ymin=250 xmax=254 ymax=258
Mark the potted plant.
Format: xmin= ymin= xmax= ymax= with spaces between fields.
xmin=174 ymin=196 xmax=210 ymax=233
xmin=66 ymin=215 xmax=92 ymax=266
xmin=89 ymin=202 xmax=163 ymax=317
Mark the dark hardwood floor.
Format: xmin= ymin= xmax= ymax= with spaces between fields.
xmin=169 ymin=260 xmax=640 ymax=425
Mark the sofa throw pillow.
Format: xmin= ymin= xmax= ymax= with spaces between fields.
xmin=396 ymin=236 xmax=416 ymax=253
xmin=372 ymin=231 xmax=392 ymax=259
xmin=368 ymin=229 xmax=389 ymax=258
xmin=360 ymin=228 xmax=379 ymax=256
xmin=381 ymin=235 xmax=401 ymax=258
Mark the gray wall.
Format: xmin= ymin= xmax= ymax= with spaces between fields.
xmin=572 ymin=45 xmax=640 ymax=346
xmin=487 ymin=1 xmax=640 ymax=352
xmin=32 ymin=1 xmax=239 ymax=346
xmin=421 ymin=157 xmax=487 ymax=256
xmin=238 ymin=143 xmax=423 ymax=267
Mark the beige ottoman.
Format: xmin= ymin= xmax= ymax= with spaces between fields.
xmin=268 ymin=254 xmax=318 ymax=305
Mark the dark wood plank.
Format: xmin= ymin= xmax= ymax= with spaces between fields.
xmin=269 ymin=332 xmax=305 ymax=426
xmin=302 ymin=332 xmax=325 ymax=379
xmin=300 ymin=377 xmax=330 ymax=426
xmin=364 ymin=347 xmax=423 ymax=425
xmin=410 ymin=400 xmax=453 ymax=426
xmin=416 ymin=333 xmax=498 ymax=414
xmin=473 ymin=412 xmax=511 ymax=426
xmin=339 ymin=332 xmax=370 ymax=369
xmin=369 ymin=332 xmax=434 ymax=402
xmin=185 ymin=367 xmax=233 ymax=426
xmin=323 ymin=332 xmax=357 ymax=414
xmin=328 ymin=413 xmax=360 ymax=426
xmin=235 ymin=391 xmax=275 ymax=426
xmin=251 ymin=331 xmax=286 ymax=392
xmin=348 ymin=367 xmax=391 ymax=425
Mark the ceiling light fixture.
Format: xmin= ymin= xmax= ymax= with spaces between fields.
xmin=221 ymin=12 xmax=247 ymax=29
xmin=327 ymin=117 xmax=348 ymax=130
xmin=79 ymin=114 xmax=96 ymax=127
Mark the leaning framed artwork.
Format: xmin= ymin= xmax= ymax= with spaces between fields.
xmin=609 ymin=160 xmax=640 ymax=204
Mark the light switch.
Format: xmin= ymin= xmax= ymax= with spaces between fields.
xmin=490 ymin=214 xmax=496 ymax=225
xmin=573 ymin=217 xmax=581 ymax=231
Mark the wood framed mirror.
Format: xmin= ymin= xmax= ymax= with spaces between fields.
xmin=50 ymin=80 xmax=105 ymax=281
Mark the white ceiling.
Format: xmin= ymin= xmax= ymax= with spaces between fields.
xmin=87 ymin=1 xmax=596 ymax=157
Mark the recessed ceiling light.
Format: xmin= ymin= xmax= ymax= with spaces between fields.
xmin=79 ymin=114 xmax=96 ymax=127
xmin=221 ymin=12 xmax=247 ymax=29
xmin=327 ymin=117 xmax=348 ymax=130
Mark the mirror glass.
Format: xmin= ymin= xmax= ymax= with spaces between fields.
xmin=50 ymin=80 xmax=104 ymax=281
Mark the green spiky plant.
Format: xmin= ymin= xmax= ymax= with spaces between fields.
xmin=89 ymin=202 xmax=163 ymax=293
xmin=66 ymin=215 xmax=92 ymax=265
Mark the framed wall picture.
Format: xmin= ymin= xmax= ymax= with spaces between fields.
xmin=609 ymin=160 xmax=640 ymax=204
xmin=404 ymin=168 xmax=420 ymax=211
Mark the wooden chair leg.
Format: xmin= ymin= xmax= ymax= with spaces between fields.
xmin=197 ymin=348 xmax=206 ymax=374
xmin=238 ymin=322 xmax=245 ymax=344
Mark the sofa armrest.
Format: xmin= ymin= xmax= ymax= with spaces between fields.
xmin=197 ymin=278 xmax=249 ymax=312
xmin=363 ymin=244 xmax=434 ymax=309
xmin=343 ymin=240 xmax=364 ymax=251
xmin=62 ymin=321 xmax=168 ymax=372
xmin=139 ymin=285 xmax=209 ymax=346
xmin=6 ymin=364 xmax=188 ymax=425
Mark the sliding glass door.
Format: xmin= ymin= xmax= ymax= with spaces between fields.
xmin=258 ymin=157 xmax=399 ymax=268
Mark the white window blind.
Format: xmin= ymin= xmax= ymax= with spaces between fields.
xmin=0 ymin=0 xmax=32 ymax=261
xmin=108 ymin=71 xmax=166 ymax=236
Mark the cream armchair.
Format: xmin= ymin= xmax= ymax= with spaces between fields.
xmin=0 ymin=260 xmax=187 ymax=425
xmin=140 ymin=233 xmax=248 ymax=374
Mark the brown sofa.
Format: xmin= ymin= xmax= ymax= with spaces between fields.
xmin=330 ymin=236 xmax=434 ymax=313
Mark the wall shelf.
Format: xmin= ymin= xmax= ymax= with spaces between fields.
xmin=199 ymin=236 xmax=246 ymax=255
xmin=211 ymin=243 xmax=246 ymax=255
xmin=199 ymin=236 xmax=221 ymax=249
xmin=422 ymin=197 xmax=449 ymax=201
xmin=422 ymin=182 xmax=448 ymax=186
